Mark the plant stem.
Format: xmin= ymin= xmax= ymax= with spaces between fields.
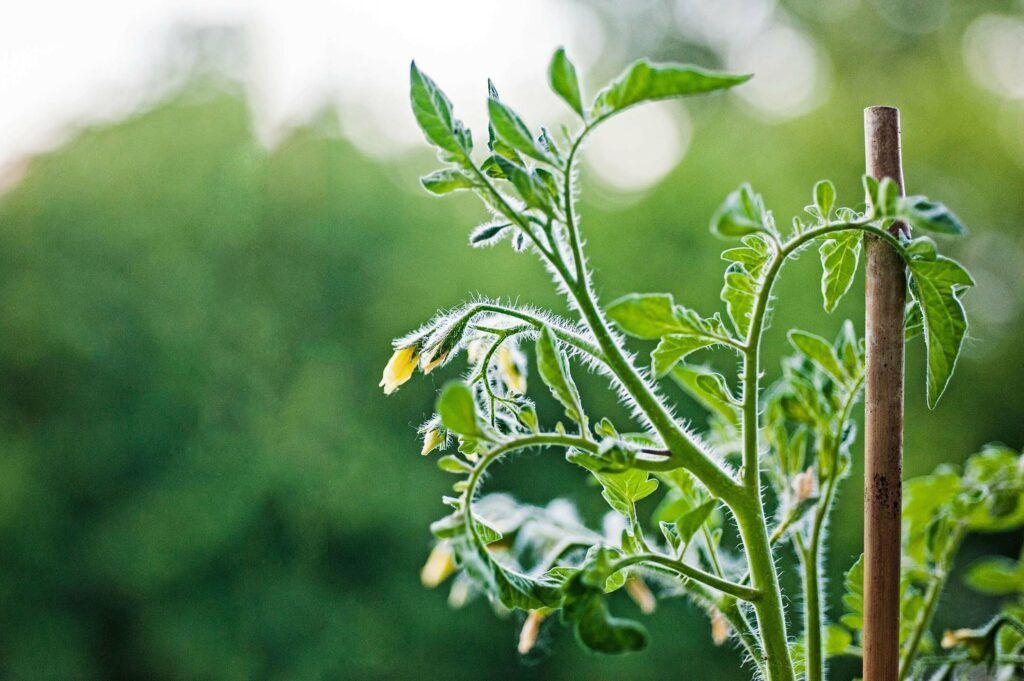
xmin=897 ymin=523 xmax=967 ymax=681
xmin=612 ymin=553 xmax=762 ymax=602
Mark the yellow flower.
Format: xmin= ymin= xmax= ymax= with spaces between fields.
xmin=380 ymin=346 xmax=419 ymax=394
xmin=518 ymin=610 xmax=545 ymax=654
xmin=497 ymin=346 xmax=526 ymax=393
xmin=421 ymin=429 xmax=444 ymax=456
xmin=420 ymin=542 xmax=456 ymax=588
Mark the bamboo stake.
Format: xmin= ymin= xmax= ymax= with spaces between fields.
xmin=863 ymin=105 xmax=907 ymax=681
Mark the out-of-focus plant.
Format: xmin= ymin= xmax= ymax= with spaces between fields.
xmin=381 ymin=48 xmax=1019 ymax=680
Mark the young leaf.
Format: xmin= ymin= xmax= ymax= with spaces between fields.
xmin=493 ymin=156 xmax=554 ymax=214
xmin=595 ymin=468 xmax=659 ymax=518
xmin=674 ymin=498 xmax=715 ymax=546
xmin=421 ymin=168 xmax=475 ymax=195
xmin=721 ymin=263 xmax=758 ymax=338
xmin=813 ymin=180 xmax=836 ymax=219
xmin=694 ymin=373 xmax=735 ymax=407
xmin=964 ymin=558 xmax=1024 ymax=596
xmin=907 ymin=255 xmax=974 ymax=408
xmin=651 ymin=335 xmax=715 ymax=377
xmin=409 ymin=62 xmax=470 ymax=159
xmin=548 ymin=47 xmax=584 ymax=118
xmin=605 ymin=293 xmax=683 ymax=339
xmin=840 ymin=554 xmax=865 ymax=632
xmin=436 ymin=381 xmax=482 ymax=438
xmin=561 ymin=548 xmax=648 ymax=653
xmin=591 ymin=60 xmax=750 ymax=121
xmin=487 ymin=96 xmax=555 ymax=165
xmin=899 ymin=196 xmax=967 ymax=235
xmin=469 ymin=221 xmax=512 ymax=247
xmin=787 ymin=330 xmax=847 ymax=385
xmin=711 ymin=185 xmax=769 ymax=239
xmin=670 ymin=364 xmax=741 ymax=427
xmin=818 ymin=231 xmax=861 ymax=313
xmin=536 ymin=326 xmax=586 ymax=426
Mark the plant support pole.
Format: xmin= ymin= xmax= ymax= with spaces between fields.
xmin=863 ymin=105 xmax=907 ymax=681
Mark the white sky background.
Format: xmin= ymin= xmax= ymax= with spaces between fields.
xmin=1 ymin=0 xmax=1021 ymax=192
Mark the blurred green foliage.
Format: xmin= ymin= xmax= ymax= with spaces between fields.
xmin=0 ymin=1 xmax=1022 ymax=679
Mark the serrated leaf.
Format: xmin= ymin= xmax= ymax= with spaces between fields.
xmin=651 ymin=335 xmax=715 ymax=377
xmin=788 ymin=330 xmax=847 ymax=385
xmin=605 ymin=293 xmax=682 ymax=339
xmin=819 ymin=231 xmax=861 ymax=313
xmin=899 ymin=196 xmax=966 ymax=235
xmin=595 ymin=468 xmax=659 ymax=518
xmin=409 ymin=62 xmax=470 ymax=159
xmin=907 ymin=255 xmax=974 ymax=408
xmin=561 ymin=548 xmax=648 ymax=653
xmin=591 ymin=60 xmax=750 ymax=121
xmin=420 ymin=168 xmax=475 ymax=195
xmin=721 ymin=262 xmax=758 ymax=338
xmin=493 ymin=156 xmax=554 ymax=214
xmin=840 ymin=554 xmax=865 ymax=632
xmin=660 ymin=521 xmax=682 ymax=553
xmin=712 ymin=185 xmax=769 ymax=239
xmin=549 ymin=47 xmax=584 ymax=118
xmin=436 ymin=381 xmax=482 ymax=438
xmin=536 ymin=326 xmax=585 ymax=426
xmin=487 ymin=96 xmax=554 ymax=165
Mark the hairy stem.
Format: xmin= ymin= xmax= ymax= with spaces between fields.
xmin=612 ymin=554 xmax=762 ymax=602
xmin=897 ymin=523 xmax=967 ymax=681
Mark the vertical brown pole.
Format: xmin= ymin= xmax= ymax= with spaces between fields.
xmin=863 ymin=106 xmax=907 ymax=681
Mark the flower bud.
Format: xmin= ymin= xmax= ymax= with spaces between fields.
xmin=497 ymin=345 xmax=526 ymax=393
xmin=791 ymin=467 xmax=816 ymax=502
xmin=420 ymin=542 xmax=456 ymax=588
xmin=421 ymin=429 xmax=444 ymax=456
xmin=380 ymin=346 xmax=419 ymax=394
xmin=625 ymin=576 xmax=657 ymax=614
xmin=711 ymin=608 xmax=731 ymax=645
xmin=421 ymin=349 xmax=449 ymax=375
xmin=518 ymin=610 xmax=545 ymax=654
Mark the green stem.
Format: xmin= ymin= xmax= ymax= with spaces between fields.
xmin=611 ymin=554 xmax=762 ymax=602
xmin=897 ymin=523 xmax=967 ymax=681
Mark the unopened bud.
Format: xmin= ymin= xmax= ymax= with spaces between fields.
xmin=518 ymin=610 xmax=545 ymax=654
xmin=791 ymin=467 xmax=816 ymax=502
xmin=420 ymin=542 xmax=456 ymax=588
xmin=421 ymin=429 xmax=444 ymax=456
xmin=711 ymin=608 xmax=731 ymax=646
xmin=625 ymin=576 xmax=657 ymax=614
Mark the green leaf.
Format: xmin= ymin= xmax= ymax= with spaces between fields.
xmin=721 ymin=262 xmax=758 ymax=338
xmin=862 ymin=174 xmax=879 ymax=213
xmin=536 ymin=326 xmax=586 ymax=426
xmin=669 ymin=364 xmax=740 ymax=426
xmin=814 ymin=180 xmax=836 ymax=219
xmin=436 ymin=381 xmax=482 ymax=438
xmin=437 ymin=455 xmax=471 ymax=474
xmin=493 ymin=156 xmax=554 ymax=214
xmin=899 ymin=196 xmax=966 ymax=235
xmin=819 ymin=231 xmax=862 ymax=313
xmin=840 ymin=554 xmax=865 ymax=632
xmin=965 ymin=558 xmax=1024 ymax=596
xmin=905 ymin=301 xmax=923 ymax=341
xmin=674 ymin=498 xmax=715 ymax=546
xmin=659 ymin=521 xmax=682 ymax=553
xmin=487 ymin=96 xmax=554 ymax=165
xmin=469 ymin=221 xmax=512 ymax=247
xmin=591 ymin=60 xmax=750 ymax=121
xmin=907 ymin=255 xmax=974 ymax=408
xmin=605 ymin=293 xmax=681 ymax=339
xmin=651 ymin=335 xmax=715 ymax=377
xmin=711 ymin=184 xmax=769 ymax=239
xmin=409 ymin=62 xmax=470 ymax=159
xmin=561 ymin=548 xmax=648 ymax=653
xmin=694 ymin=372 xmax=735 ymax=406
xmin=825 ymin=624 xmax=853 ymax=657
xmin=788 ymin=330 xmax=847 ymax=385
xmin=594 ymin=468 xmax=659 ymax=518
xmin=420 ymin=168 xmax=475 ymax=195
xmin=877 ymin=177 xmax=899 ymax=217
xmin=548 ymin=48 xmax=584 ymax=118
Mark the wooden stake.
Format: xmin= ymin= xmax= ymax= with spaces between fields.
xmin=863 ymin=105 xmax=907 ymax=681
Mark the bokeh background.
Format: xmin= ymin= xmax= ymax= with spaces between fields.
xmin=1 ymin=1 xmax=1022 ymax=679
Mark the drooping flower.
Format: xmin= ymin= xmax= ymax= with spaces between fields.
xmin=380 ymin=346 xmax=419 ymax=394
xmin=420 ymin=541 xmax=456 ymax=588
xmin=421 ymin=349 xmax=449 ymax=374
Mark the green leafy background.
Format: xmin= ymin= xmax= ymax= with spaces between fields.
xmin=1 ymin=2 xmax=1022 ymax=679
